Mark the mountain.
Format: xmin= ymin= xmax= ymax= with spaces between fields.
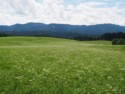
xmin=0 ymin=23 xmax=125 ymax=38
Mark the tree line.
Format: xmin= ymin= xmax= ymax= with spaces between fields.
xmin=0 ymin=31 xmax=125 ymax=45
xmin=100 ymin=32 xmax=125 ymax=40
xmin=74 ymin=32 xmax=125 ymax=41
xmin=0 ymin=32 xmax=10 ymax=37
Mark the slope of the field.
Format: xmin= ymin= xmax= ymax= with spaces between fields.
xmin=0 ymin=37 xmax=125 ymax=94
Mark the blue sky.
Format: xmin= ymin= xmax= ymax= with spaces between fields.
xmin=0 ymin=0 xmax=125 ymax=25
xmin=65 ymin=0 xmax=125 ymax=7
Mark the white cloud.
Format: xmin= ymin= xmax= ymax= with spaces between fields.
xmin=0 ymin=0 xmax=125 ymax=25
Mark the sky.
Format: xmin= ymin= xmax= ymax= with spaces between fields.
xmin=0 ymin=0 xmax=125 ymax=25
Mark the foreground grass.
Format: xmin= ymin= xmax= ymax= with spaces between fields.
xmin=0 ymin=37 xmax=125 ymax=94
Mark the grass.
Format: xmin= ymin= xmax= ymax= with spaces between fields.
xmin=0 ymin=37 xmax=125 ymax=94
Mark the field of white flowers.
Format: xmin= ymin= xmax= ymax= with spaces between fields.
xmin=0 ymin=37 xmax=125 ymax=94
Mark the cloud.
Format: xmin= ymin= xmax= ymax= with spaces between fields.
xmin=0 ymin=0 xmax=125 ymax=25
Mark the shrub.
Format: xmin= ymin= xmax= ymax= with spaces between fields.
xmin=112 ymin=39 xmax=125 ymax=45
xmin=112 ymin=39 xmax=118 ymax=45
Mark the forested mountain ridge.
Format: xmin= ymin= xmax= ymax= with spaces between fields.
xmin=0 ymin=23 xmax=125 ymax=39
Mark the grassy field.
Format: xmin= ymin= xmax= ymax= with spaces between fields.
xmin=0 ymin=37 xmax=125 ymax=94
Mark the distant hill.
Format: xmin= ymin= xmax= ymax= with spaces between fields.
xmin=0 ymin=23 xmax=125 ymax=38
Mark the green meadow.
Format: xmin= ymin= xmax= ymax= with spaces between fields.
xmin=0 ymin=37 xmax=125 ymax=94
